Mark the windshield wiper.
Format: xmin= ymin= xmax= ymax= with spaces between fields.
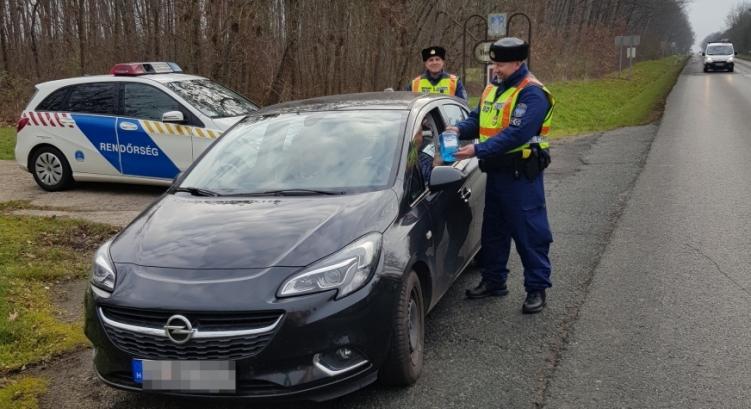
xmin=174 ymin=186 xmax=221 ymax=197
xmin=228 ymin=189 xmax=344 ymax=196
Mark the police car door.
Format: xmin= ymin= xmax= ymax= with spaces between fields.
xmin=117 ymin=83 xmax=193 ymax=179
xmin=51 ymin=82 xmax=121 ymax=177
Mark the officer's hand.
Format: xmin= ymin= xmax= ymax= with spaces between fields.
xmin=454 ymin=144 xmax=475 ymax=160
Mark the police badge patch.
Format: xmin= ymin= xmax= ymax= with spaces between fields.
xmin=513 ymin=103 xmax=527 ymax=117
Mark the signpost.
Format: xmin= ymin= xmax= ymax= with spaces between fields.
xmin=487 ymin=13 xmax=507 ymax=39
xmin=473 ymin=41 xmax=494 ymax=64
xmin=615 ymin=35 xmax=640 ymax=77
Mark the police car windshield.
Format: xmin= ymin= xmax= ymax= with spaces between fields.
xmin=179 ymin=110 xmax=406 ymax=195
xmin=706 ymin=45 xmax=733 ymax=55
xmin=165 ymin=79 xmax=258 ymax=118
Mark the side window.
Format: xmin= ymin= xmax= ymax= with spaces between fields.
xmin=36 ymin=88 xmax=69 ymax=111
xmin=68 ymin=83 xmax=116 ymax=115
xmin=405 ymin=111 xmax=441 ymax=204
xmin=443 ymin=104 xmax=466 ymax=126
xmin=123 ymin=83 xmax=186 ymax=122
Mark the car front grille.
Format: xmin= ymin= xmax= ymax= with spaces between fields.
xmin=99 ymin=306 xmax=283 ymax=361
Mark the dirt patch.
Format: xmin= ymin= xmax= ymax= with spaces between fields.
xmin=49 ymin=280 xmax=88 ymax=324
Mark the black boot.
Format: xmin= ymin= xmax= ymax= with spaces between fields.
xmin=466 ymin=280 xmax=509 ymax=299
xmin=522 ymin=290 xmax=546 ymax=314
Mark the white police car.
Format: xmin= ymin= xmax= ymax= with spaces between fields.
xmin=15 ymin=62 xmax=259 ymax=191
xmin=703 ymin=42 xmax=736 ymax=72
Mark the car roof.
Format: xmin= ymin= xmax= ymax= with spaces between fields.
xmin=35 ymin=73 xmax=206 ymax=91
xmin=256 ymin=91 xmax=462 ymax=115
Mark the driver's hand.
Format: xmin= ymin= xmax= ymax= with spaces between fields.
xmin=446 ymin=126 xmax=460 ymax=134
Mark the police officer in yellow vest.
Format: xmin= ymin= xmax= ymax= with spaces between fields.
xmin=450 ymin=37 xmax=554 ymax=314
xmin=408 ymin=46 xmax=467 ymax=100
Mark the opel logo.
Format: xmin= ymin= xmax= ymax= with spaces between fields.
xmin=163 ymin=315 xmax=194 ymax=344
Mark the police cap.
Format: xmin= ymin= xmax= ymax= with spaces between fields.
xmin=421 ymin=46 xmax=446 ymax=61
xmin=489 ymin=37 xmax=529 ymax=62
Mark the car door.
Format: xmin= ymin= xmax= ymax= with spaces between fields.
xmin=440 ymin=102 xmax=484 ymax=269
xmin=63 ymin=82 xmax=122 ymax=176
xmin=410 ymin=106 xmax=471 ymax=299
xmin=118 ymin=82 xmax=193 ymax=179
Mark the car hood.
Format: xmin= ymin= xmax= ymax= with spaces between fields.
xmin=110 ymin=190 xmax=398 ymax=269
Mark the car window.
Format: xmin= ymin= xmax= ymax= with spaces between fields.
xmin=67 ymin=83 xmax=117 ymax=115
xmin=37 ymin=87 xmax=69 ymax=111
xmin=179 ymin=110 xmax=407 ymax=195
xmin=706 ymin=45 xmax=733 ymax=55
xmin=123 ymin=83 xmax=186 ymax=122
xmin=442 ymin=104 xmax=466 ymax=126
xmin=165 ymin=79 xmax=258 ymax=118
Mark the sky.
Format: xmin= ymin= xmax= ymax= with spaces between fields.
xmin=687 ymin=0 xmax=747 ymax=49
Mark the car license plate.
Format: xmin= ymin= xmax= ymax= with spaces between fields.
xmin=132 ymin=359 xmax=236 ymax=392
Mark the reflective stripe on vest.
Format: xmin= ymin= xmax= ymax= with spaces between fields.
xmin=478 ymin=75 xmax=555 ymax=153
xmin=411 ymin=74 xmax=458 ymax=96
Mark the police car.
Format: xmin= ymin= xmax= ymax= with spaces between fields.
xmin=15 ymin=62 xmax=259 ymax=191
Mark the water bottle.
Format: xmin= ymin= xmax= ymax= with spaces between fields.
xmin=439 ymin=130 xmax=459 ymax=163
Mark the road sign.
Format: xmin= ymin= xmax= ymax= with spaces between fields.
xmin=473 ymin=41 xmax=494 ymax=64
xmin=616 ymin=35 xmax=641 ymax=47
xmin=488 ymin=13 xmax=507 ymax=39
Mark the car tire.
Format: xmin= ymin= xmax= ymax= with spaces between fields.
xmin=703 ymin=66 xmax=709 ymax=72
xmin=31 ymin=146 xmax=73 ymax=191
xmin=729 ymin=66 xmax=734 ymax=72
xmin=379 ymin=270 xmax=424 ymax=386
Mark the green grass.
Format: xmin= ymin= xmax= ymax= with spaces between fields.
xmin=0 ymin=202 xmax=119 ymax=373
xmin=0 ymin=377 xmax=46 ymax=409
xmin=0 ymin=128 xmax=13 ymax=160
xmin=468 ymin=56 xmax=686 ymax=137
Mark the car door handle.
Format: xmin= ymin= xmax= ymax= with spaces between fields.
xmin=458 ymin=186 xmax=471 ymax=203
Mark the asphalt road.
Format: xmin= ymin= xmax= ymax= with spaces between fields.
xmin=545 ymin=56 xmax=751 ymax=408
xmin=27 ymin=55 xmax=750 ymax=408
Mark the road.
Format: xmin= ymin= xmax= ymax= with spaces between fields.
xmin=23 ymin=56 xmax=750 ymax=408
xmin=545 ymin=56 xmax=751 ymax=407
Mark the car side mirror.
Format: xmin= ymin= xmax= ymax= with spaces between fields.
xmin=735 ymin=51 xmax=738 ymax=55
xmin=701 ymin=52 xmax=705 ymax=56
xmin=162 ymin=111 xmax=185 ymax=123
xmin=429 ymin=166 xmax=465 ymax=192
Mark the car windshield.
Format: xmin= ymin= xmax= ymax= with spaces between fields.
xmin=179 ymin=110 xmax=407 ymax=195
xmin=706 ymin=45 xmax=733 ymax=55
xmin=165 ymin=79 xmax=258 ymax=118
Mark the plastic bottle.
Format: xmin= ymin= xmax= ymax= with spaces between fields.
xmin=439 ymin=130 xmax=459 ymax=163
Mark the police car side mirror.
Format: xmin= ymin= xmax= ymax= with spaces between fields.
xmin=162 ymin=111 xmax=185 ymax=123
xmin=429 ymin=166 xmax=465 ymax=192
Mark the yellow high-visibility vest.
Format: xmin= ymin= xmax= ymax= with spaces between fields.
xmin=478 ymin=75 xmax=554 ymax=153
xmin=411 ymin=74 xmax=458 ymax=96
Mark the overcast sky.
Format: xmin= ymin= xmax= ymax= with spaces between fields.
xmin=687 ymin=0 xmax=747 ymax=49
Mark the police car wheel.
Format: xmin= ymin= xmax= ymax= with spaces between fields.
xmin=380 ymin=270 xmax=424 ymax=386
xmin=31 ymin=146 xmax=73 ymax=191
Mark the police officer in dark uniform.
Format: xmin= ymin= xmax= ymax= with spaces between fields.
xmin=407 ymin=46 xmax=468 ymax=101
xmin=449 ymin=37 xmax=555 ymax=314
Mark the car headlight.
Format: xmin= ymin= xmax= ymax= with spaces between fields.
xmin=705 ymin=57 xmax=713 ymax=63
xmin=278 ymin=232 xmax=382 ymax=299
xmin=728 ymin=56 xmax=734 ymax=63
xmin=91 ymin=240 xmax=116 ymax=292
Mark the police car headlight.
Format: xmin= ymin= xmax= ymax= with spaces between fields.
xmin=278 ymin=233 xmax=381 ymax=299
xmin=91 ymin=240 xmax=116 ymax=292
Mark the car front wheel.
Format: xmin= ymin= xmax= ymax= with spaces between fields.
xmin=31 ymin=146 xmax=73 ymax=191
xmin=380 ymin=270 xmax=424 ymax=386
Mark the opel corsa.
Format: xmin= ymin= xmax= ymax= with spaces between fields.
xmin=84 ymin=92 xmax=485 ymax=400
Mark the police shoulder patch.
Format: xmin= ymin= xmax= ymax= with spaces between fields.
xmin=513 ymin=103 xmax=527 ymax=118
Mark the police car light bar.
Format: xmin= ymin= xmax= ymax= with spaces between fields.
xmin=111 ymin=62 xmax=183 ymax=76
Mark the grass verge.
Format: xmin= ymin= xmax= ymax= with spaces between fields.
xmin=468 ymin=56 xmax=686 ymax=137
xmin=0 ymin=201 xmax=119 ymax=407
xmin=0 ymin=377 xmax=46 ymax=409
xmin=0 ymin=128 xmax=13 ymax=160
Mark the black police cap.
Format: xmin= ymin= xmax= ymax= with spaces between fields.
xmin=421 ymin=46 xmax=446 ymax=61
xmin=489 ymin=37 xmax=529 ymax=62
